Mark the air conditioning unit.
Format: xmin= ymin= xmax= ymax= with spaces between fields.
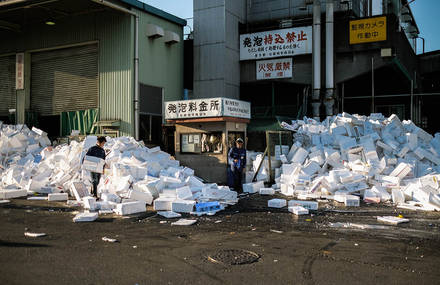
xmin=146 ymin=24 xmax=164 ymax=39
xmin=164 ymin=31 xmax=180 ymax=44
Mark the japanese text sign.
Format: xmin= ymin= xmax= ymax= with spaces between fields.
xmin=240 ymin=26 xmax=312 ymax=61
xmin=349 ymin=16 xmax=387 ymax=44
xmin=165 ymin=98 xmax=250 ymax=120
xmin=256 ymin=58 xmax=292 ymax=80
xmin=16 ymin=53 xmax=24 ymax=90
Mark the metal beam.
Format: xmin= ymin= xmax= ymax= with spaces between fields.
xmin=0 ymin=19 xmax=20 ymax=32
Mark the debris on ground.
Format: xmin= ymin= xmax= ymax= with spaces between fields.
xmin=102 ymin=237 xmax=118 ymax=243
xmin=24 ymin=232 xmax=47 ymax=237
xmin=0 ymin=123 xmax=239 ymax=221
xmin=244 ymin=113 xmax=440 ymax=214
xmin=171 ymin=218 xmax=197 ymax=226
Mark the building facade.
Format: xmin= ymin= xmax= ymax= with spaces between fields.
xmin=0 ymin=0 xmax=186 ymax=141
xmin=193 ymin=0 xmax=439 ymax=145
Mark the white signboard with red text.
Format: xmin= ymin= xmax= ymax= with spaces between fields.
xmin=165 ymin=98 xmax=250 ymax=120
xmin=256 ymin=58 xmax=292 ymax=80
xmin=240 ymin=26 xmax=312 ymax=61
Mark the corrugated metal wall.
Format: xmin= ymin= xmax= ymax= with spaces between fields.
xmin=96 ymin=12 xmax=134 ymax=136
xmin=0 ymin=11 xmax=134 ymax=136
xmin=0 ymin=55 xmax=16 ymax=117
xmin=30 ymin=44 xmax=99 ymax=115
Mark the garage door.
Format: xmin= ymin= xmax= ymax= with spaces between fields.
xmin=31 ymin=44 xmax=98 ymax=116
xmin=0 ymin=55 xmax=16 ymax=117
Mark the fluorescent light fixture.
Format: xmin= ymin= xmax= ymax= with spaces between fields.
xmin=45 ymin=19 xmax=55 ymax=25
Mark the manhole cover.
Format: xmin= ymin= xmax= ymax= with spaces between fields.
xmin=207 ymin=249 xmax=260 ymax=265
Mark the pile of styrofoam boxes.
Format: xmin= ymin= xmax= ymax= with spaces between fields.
xmin=248 ymin=113 xmax=440 ymax=211
xmin=0 ymin=124 xmax=239 ymax=220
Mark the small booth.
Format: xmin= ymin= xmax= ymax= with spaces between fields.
xmin=165 ymin=97 xmax=251 ymax=184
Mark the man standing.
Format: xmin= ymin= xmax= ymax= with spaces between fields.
xmin=85 ymin=136 xmax=107 ymax=198
xmin=228 ymin=138 xmax=246 ymax=192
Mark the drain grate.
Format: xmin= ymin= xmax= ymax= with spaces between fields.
xmin=207 ymin=249 xmax=260 ymax=265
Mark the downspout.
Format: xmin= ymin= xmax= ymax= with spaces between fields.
xmin=312 ymin=0 xmax=321 ymax=121
xmin=324 ymin=0 xmax=334 ymax=117
xmin=91 ymin=0 xmax=139 ymax=140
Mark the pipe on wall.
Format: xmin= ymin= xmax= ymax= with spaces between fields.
xmin=312 ymin=0 xmax=321 ymax=120
xmin=325 ymin=0 xmax=334 ymax=116
xmin=91 ymin=0 xmax=140 ymax=140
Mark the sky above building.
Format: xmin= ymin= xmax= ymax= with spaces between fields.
xmin=142 ymin=0 xmax=439 ymax=54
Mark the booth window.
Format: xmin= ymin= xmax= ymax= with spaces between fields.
xmin=180 ymin=132 xmax=223 ymax=154
xmin=201 ymin=132 xmax=223 ymax=153
xmin=181 ymin=133 xmax=202 ymax=153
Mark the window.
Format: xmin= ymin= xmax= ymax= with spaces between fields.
xmin=180 ymin=132 xmax=224 ymax=154
xmin=201 ymin=132 xmax=223 ymax=153
xmin=181 ymin=133 xmax=201 ymax=153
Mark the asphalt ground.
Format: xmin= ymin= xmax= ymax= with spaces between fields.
xmin=1 ymin=194 xmax=440 ymax=285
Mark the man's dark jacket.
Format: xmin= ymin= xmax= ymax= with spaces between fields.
xmin=86 ymin=145 xmax=106 ymax=160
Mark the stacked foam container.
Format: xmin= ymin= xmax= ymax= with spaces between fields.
xmin=0 ymin=123 xmax=238 ymax=220
xmin=245 ymin=113 xmax=440 ymax=213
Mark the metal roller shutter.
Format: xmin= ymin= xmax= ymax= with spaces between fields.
xmin=31 ymin=44 xmax=98 ymax=116
xmin=0 ymin=55 xmax=16 ymax=117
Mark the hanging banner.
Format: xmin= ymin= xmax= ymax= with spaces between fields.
xmin=240 ymin=26 xmax=312 ymax=61
xmin=165 ymin=98 xmax=250 ymax=120
xmin=256 ymin=58 xmax=292 ymax=80
xmin=349 ymin=16 xmax=387 ymax=44
xmin=16 ymin=53 xmax=24 ymax=90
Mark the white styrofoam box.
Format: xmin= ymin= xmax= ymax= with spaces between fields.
xmin=309 ymin=177 xmax=329 ymax=193
xmin=245 ymin=171 xmax=255 ymax=183
xmin=331 ymin=125 xmax=347 ymax=136
xmin=291 ymin=148 xmax=308 ymax=164
xmin=202 ymin=187 xmax=237 ymax=201
xmin=281 ymin=184 xmax=294 ymax=196
xmin=259 ymin=188 xmax=275 ymax=195
xmin=114 ymin=201 xmax=146 ymax=215
xmin=339 ymin=137 xmax=357 ymax=152
xmin=73 ymin=212 xmax=98 ymax=222
xmin=287 ymin=144 xmax=298 ymax=162
xmin=47 ymin=193 xmax=68 ymax=201
xmin=288 ymin=200 xmax=318 ymax=210
xmin=82 ymin=196 xmax=98 ymax=211
xmin=413 ymin=185 xmax=437 ymax=203
xmin=127 ymin=189 xmax=154 ymax=205
xmin=406 ymin=133 xmax=418 ymax=150
xmin=101 ymin=192 xmax=121 ymax=203
xmin=397 ymin=146 xmax=410 ymax=158
xmin=363 ymin=189 xmax=380 ymax=203
xmin=392 ymin=188 xmax=405 ymax=204
xmin=171 ymin=200 xmax=195 ymax=213
xmin=288 ymin=205 xmax=309 ymax=215
xmin=370 ymin=186 xmax=391 ymax=202
xmin=377 ymin=216 xmax=409 ymax=225
xmin=176 ymin=186 xmax=193 ymax=200
xmin=157 ymin=211 xmax=181 ymax=218
xmin=268 ymin=198 xmax=287 ymax=208
xmin=309 ymin=150 xmax=325 ymax=165
xmin=376 ymin=140 xmax=393 ymax=152
xmin=414 ymin=126 xmax=433 ymax=143
xmin=389 ymin=163 xmax=412 ymax=179
xmin=243 ymin=181 xmax=264 ymax=194
xmin=32 ymin=126 xmax=47 ymax=137
xmin=301 ymin=161 xmax=321 ymax=176
xmin=280 ymin=154 xmax=288 ymax=164
xmin=153 ymin=197 xmax=175 ymax=211
xmin=344 ymin=195 xmax=360 ymax=207
xmin=82 ymin=155 xmax=105 ymax=174
xmin=0 ymin=189 xmax=27 ymax=199
xmin=186 ymin=175 xmax=204 ymax=188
